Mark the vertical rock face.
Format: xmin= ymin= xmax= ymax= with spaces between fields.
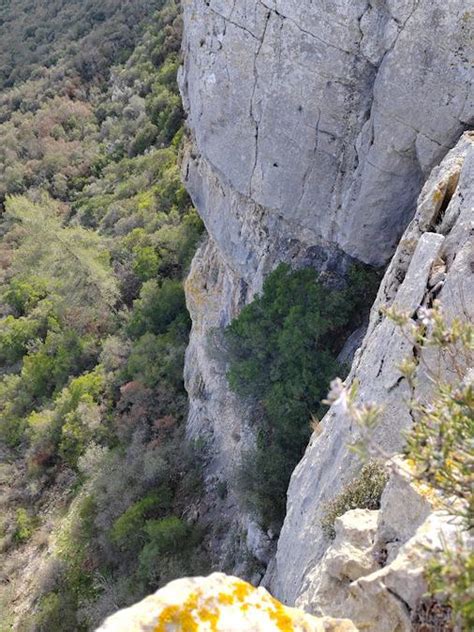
xmin=179 ymin=0 xmax=473 ymax=572
xmin=180 ymin=0 xmax=472 ymax=268
xmin=273 ymin=133 xmax=474 ymax=606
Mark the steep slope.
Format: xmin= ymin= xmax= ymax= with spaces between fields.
xmin=179 ymin=0 xmax=473 ymax=570
xmin=96 ymin=110 xmax=474 ymax=632
xmin=0 ymin=3 xmax=208 ymax=629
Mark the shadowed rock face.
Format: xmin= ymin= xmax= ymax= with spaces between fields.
xmin=178 ymin=0 xmax=473 ymax=582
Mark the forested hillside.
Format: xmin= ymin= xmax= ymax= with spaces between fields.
xmin=0 ymin=2 xmax=207 ymax=629
xmin=0 ymin=0 xmax=161 ymax=89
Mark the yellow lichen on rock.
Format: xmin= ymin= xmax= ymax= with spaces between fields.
xmin=96 ymin=573 xmax=359 ymax=631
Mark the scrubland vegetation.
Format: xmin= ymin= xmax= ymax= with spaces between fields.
xmin=0 ymin=2 xmax=206 ymax=629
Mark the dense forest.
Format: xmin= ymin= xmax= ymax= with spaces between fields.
xmin=0 ymin=2 xmax=207 ymax=629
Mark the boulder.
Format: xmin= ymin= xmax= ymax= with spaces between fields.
xmin=95 ymin=573 xmax=358 ymax=631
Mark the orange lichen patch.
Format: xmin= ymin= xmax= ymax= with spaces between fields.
xmin=214 ymin=578 xmax=254 ymax=609
xmin=154 ymin=602 xmax=198 ymax=632
xmin=230 ymin=578 xmax=255 ymax=603
xmin=267 ymin=595 xmax=297 ymax=632
xmin=216 ymin=592 xmax=234 ymax=606
xmin=154 ymin=589 xmax=220 ymax=632
xmin=198 ymin=603 xmax=220 ymax=631
xmin=153 ymin=577 xmax=322 ymax=631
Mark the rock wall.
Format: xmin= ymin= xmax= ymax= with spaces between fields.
xmin=179 ymin=0 xmax=473 ymax=574
xmin=180 ymin=0 xmax=472 ymax=267
xmin=95 ymin=5 xmax=473 ymax=628
xmin=273 ymin=133 xmax=474 ymax=609
xmin=293 ymin=459 xmax=472 ymax=631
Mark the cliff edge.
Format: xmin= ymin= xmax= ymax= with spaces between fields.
xmin=178 ymin=0 xmax=473 ymax=574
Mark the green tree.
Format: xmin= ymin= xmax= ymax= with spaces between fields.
xmin=225 ymin=263 xmax=379 ymax=526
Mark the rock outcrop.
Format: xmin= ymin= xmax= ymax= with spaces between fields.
xmin=95 ymin=5 xmax=473 ymax=630
xmin=293 ymin=457 xmax=470 ymax=631
xmin=179 ymin=0 xmax=473 ymax=570
xmin=95 ymin=573 xmax=357 ymax=631
xmin=273 ymin=133 xmax=474 ymax=609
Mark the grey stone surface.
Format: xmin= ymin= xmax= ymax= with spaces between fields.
xmin=293 ymin=458 xmax=471 ymax=631
xmin=179 ymin=0 xmax=473 ymax=588
xmin=180 ymin=0 xmax=473 ymax=267
xmin=273 ymin=134 xmax=474 ymax=605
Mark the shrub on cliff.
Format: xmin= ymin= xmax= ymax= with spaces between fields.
xmin=320 ymin=461 xmax=388 ymax=539
xmin=225 ymin=263 xmax=380 ymax=527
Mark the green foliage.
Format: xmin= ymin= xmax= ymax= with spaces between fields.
xmin=320 ymin=461 xmax=388 ymax=539
xmin=5 ymin=195 xmax=118 ymax=324
xmin=13 ymin=507 xmax=39 ymax=544
xmin=128 ymin=279 xmax=189 ymax=339
xmin=125 ymin=280 xmax=191 ymax=395
xmin=129 ymin=123 xmax=159 ymax=157
xmin=27 ymin=368 xmax=105 ymax=470
xmin=138 ymin=516 xmax=197 ymax=584
xmin=110 ymin=487 xmax=173 ymax=549
xmin=132 ymin=245 xmax=160 ymax=281
xmin=0 ymin=2 xmax=206 ymax=627
xmin=126 ymin=330 xmax=186 ymax=390
xmin=392 ymin=304 xmax=474 ymax=531
xmin=226 ymin=263 xmax=379 ymax=526
xmin=21 ymin=329 xmax=95 ymax=403
xmin=237 ymin=443 xmax=290 ymax=527
xmin=3 ymin=277 xmax=48 ymax=316
xmin=33 ymin=494 xmax=100 ymax=632
xmin=395 ymin=304 xmax=473 ymax=626
xmin=407 ymin=380 xmax=474 ymax=528
xmin=143 ymin=516 xmax=190 ymax=555
xmin=0 ymin=0 xmax=163 ymax=90
xmin=33 ymin=592 xmax=77 ymax=632
xmin=427 ymin=546 xmax=474 ymax=630
xmin=0 ymin=315 xmax=42 ymax=365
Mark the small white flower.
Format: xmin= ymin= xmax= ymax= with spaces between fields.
xmin=326 ymin=378 xmax=349 ymax=413
xmin=418 ymin=306 xmax=434 ymax=326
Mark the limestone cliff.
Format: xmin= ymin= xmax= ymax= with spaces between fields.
xmin=179 ymin=0 xmax=473 ymax=575
xmin=180 ymin=0 xmax=471 ymax=267
xmin=94 ymin=3 xmax=473 ymax=628
xmin=273 ymin=133 xmax=474 ymax=607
